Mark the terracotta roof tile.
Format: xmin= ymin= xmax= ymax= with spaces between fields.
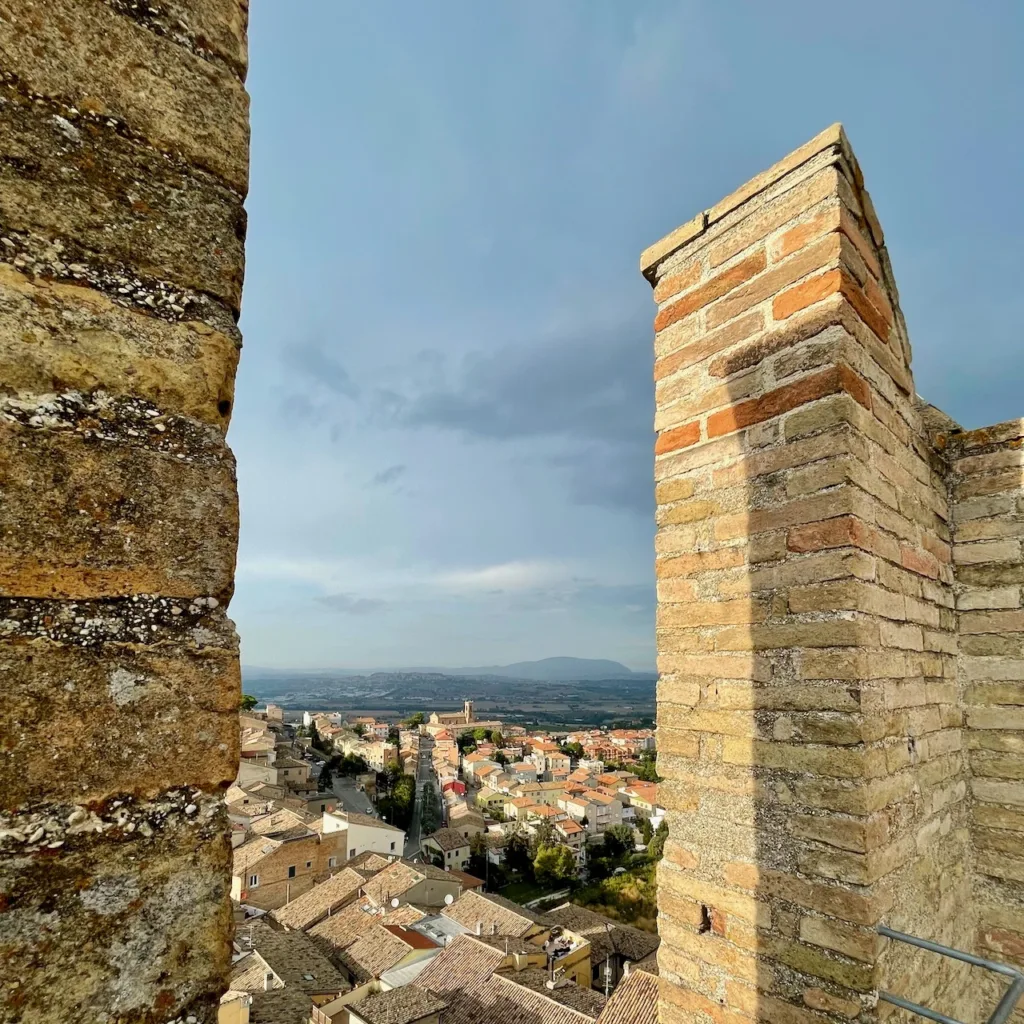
xmin=270 ymin=868 xmax=365 ymax=930
xmin=595 ymin=969 xmax=659 ymax=1024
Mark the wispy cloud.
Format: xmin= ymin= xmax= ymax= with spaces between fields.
xmin=316 ymin=593 xmax=388 ymax=615
xmin=371 ymin=463 xmax=407 ymax=486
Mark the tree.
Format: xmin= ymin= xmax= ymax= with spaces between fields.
xmin=338 ymin=753 xmax=368 ymax=777
xmin=403 ymin=712 xmax=425 ymax=727
xmin=472 ymin=727 xmax=490 ymax=743
xmin=633 ymin=753 xmax=661 ymax=783
xmin=639 ymin=817 xmax=654 ymax=845
xmin=353 ymin=723 xmax=366 ymax=737
xmin=493 ymin=751 xmax=509 ymax=767
xmin=647 ymin=820 xmax=668 ymax=862
xmin=560 ymin=741 xmax=584 ymax=760
xmin=534 ymin=844 xmax=577 ymax=887
xmin=505 ymin=826 xmax=533 ymax=878
xmin=377 ymin=761 xmax=402 ymax=797
xmin=530 ymin=819 xmax=555 ymax=855
xmin=310 ymin=722 xmax=325 ymax=753
xmin=240 ymin=694 xmax=258 ymax=712
xmin=468 ymin=833 xmax=489 ymax=881
xmin=602 ymin=824 xmax=635 ymax=862
xmin=489 ymin=729 xmax=504 ymax=746
xmin=318 ymin=763 xmax=333 ymax=792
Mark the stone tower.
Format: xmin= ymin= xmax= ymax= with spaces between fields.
xmin=0 ymin=2 xmax=249 ymax=1021
xmin=643 ymin=125 xmax=1023 ymax=1023
xmin=465 ymin=699 xmax=475 ymax=724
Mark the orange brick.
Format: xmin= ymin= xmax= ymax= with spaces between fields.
xmin=787 ymin=515 xmax=864 ymax=553
xmin=900 ymin=544 xmax=941 ymax=580
xmin=653 ymin=260 xmax=702 ymax=303
xmin=706 ymin=365 xmax=870 ymax=439
xmin=773 ymin=269 xmax=843 ymax=321
xmin=654 ymin=250 xmax=767 ymax=333
xmin=655 ymin=420 xmax=701 ymax=456
xmin=773 ymin=267 xmax=891 ymax=345
xmin=773 ymin=209 xmax=838 ymax=261
xmin=655 ymin=312 xmax=764 ymax=381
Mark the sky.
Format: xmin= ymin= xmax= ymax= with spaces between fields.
xmin=231 ymin=1 xmax=1024 ymax=672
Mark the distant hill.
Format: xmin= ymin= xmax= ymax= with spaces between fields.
xmin=242 ymin=657 xmax=650 ymax=683
xmin=444 ymin=657 xmax=640 ymax=681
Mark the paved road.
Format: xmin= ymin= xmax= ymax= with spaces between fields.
xmin=330 ymin=777 xmax=376 ymax=817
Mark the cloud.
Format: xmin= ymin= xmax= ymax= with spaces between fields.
xmin=435 ymin=560 xmax=568 ymax=593
xmin=389 ymin=320 xmax=651 ymax=446
xmin=285 ymin=341 xmax=360 ymax=400
xmin=316 ymin=593 xmax=388 ymax=615
xmin=371 ymin=463 xmax=407 ymax=486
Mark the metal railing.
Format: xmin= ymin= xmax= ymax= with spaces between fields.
xmin=878 ymin=926 xmax=1024 ymax=1024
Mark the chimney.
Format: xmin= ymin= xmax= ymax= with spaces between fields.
xmin=491 ymin=922 xmax=498 ymax=934
xmin=263 ymin=971 xmax=274 ymax=991
xmin=476 ymin=921 xmax=483 ymax=935
xmin=623 ymin=961 xmax=631 ymax=978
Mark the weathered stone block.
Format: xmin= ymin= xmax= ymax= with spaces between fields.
xmin=0 ymin=798 xmax=232 ymax=1023
xmin=0 ymin=85 xmax=246 ymax=311
xmin=0 ymin=0 xmax=249 ymax=193
xmin=0 ymin=632 xmax=239 ymax=808
xmin=0 ymin=266 xmax=238 ymax=426
xmin=0 ymin=422 xmax=238 ymax=599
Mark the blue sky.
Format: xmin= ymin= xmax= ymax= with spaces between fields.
xmin=231 ymin=1 xmax=1023 ymax=671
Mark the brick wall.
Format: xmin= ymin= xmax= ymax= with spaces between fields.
xmin=947 ymin=421 xmax=1024 ymax=995
xmin=643 ymin=125 xmax=1022 ymax=1022
xmin=0 ymin=2 xmax=248 ymax=1021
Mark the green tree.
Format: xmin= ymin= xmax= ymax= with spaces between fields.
xmin=493 ymin=751 xmax=509 ymax=767
xmin=467 ymin=833 xmax=489 ymax=881
xmin=505 ymin=826 xmax=533 ymax=878
xmin=602 ymin=824 xmax=636 ymax=862
xmin=633 ymin=753 xmax=661 ymax=783
xmin=240 ymin=694 xmax=258 ymax=712
xmin=353 ymin=723 xmax=366 ymax=737
xmin=318 ymin=763 xmax=333 ymax=792
xmin=377 ymin=761 xmax=403 ymax=795
xmin=647 ymin=820 xmax=668 ymax=862
xmin=489 ymin=729 xmax=504 ymax=746
xmin=639 ymin=817 xmax=654 ymax=845
xmin=403 ymin=712 xmax=425 ymax=727
xmin=533 ymin=844 xmax=577 ymax=886
xmin=530 ymin=818 xmax=555 ymax=854
xmin=339 ymin=753 xmax=369 ymax=777
xmin=472 ymin=727 xmax=490 ymax=743
xmin=560 ymin=741 xmax=584 ymax=760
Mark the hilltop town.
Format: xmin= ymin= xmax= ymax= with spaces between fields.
xmin=227 ymin=701 xmax=664 ymax=1023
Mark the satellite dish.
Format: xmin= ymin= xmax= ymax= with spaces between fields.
xmin=444 ymin=894 xmax=454 ymax=906
xmin=391 ymin=898 xmax=400 ymax=908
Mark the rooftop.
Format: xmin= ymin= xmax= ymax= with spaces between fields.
xmin=442 ymin=890 xmax=551 ymax=938
xmin=270 ymin=868 xmax=365 ymax=930
xmin=546 ymin=905 xmax=659 ymax=965
xmin=423 ymin=827 xmax=470 ymax=852
xmin=350 ymin=985 xmax=448 ymax=1024
xmin=594 ymin=969 xmax=659 ymax=1024
xmin=497 ymin=967 xmax=607 ymax=1017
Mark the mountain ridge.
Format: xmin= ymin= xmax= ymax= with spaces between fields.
xmin=242 ymin=655 xmax=652 ymax=682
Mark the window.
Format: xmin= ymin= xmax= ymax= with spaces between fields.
xmin=447 ymin=850 xmax=452 ymax=860
xmin=328 ymin=856 xmax=337 ymax=868
xmin=350 ymin=849 xmax=356 ymax=858
xmin=288 ymin=866 xmax=296 ymax=879
xmin=305 ymin=861 xmax=312 ymax=869
xmin=249 ymin=874 xmax=259 ymax=888
xmin=390 ymin=841 xmax=396 ymax=851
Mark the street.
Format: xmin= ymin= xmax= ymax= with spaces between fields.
xmin=330 ymin=776 xmax=376 ymax=817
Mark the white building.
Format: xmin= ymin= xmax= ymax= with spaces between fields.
xmin=322 ymin=811 xmax=406 ymax=861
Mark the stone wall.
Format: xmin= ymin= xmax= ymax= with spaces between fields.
xmin=0 ymin=3 xmax=248 ymax=1021
xmin=643 ymin=126 xmax=1023 ymax=1022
